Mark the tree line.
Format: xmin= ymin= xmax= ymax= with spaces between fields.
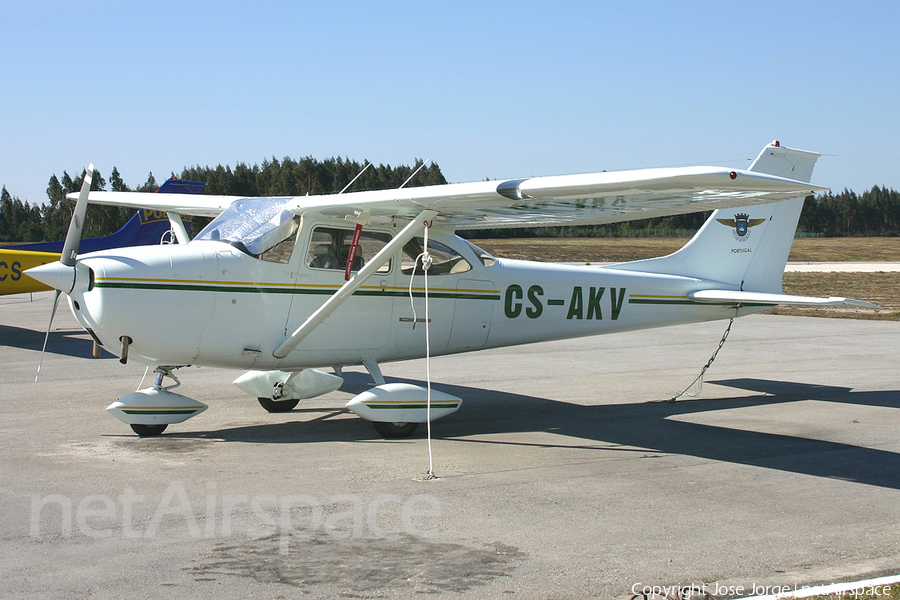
xmin=798 ymin=186 xmax=900 ymax=236
xmin=0 ymin=157 xmax=445 ymax=243
xmin=1 ymin=156 xmax=898 ymax=242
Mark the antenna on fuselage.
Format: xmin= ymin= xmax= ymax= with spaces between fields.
xmin=399 ymin=159 xmax=431 ymax=189
xmin=338 ymin=161 xmax=373 ymax=194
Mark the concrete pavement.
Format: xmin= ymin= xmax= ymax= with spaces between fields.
xmin=1 ymin=291 xmax=899 ymax=599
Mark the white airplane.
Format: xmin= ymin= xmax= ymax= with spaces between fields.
xmin=26 ymin=141 xmax=876 ymax=438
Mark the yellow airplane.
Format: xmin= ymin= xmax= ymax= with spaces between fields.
xmin=0 ymin=249 xmax=60 ymax=294
xmin=0 ymin=178 xmax=201 ymax=296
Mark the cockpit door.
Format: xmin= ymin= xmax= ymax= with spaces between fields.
xmin=284 ymin=224 xmax=394 ymax=354
xmin=448 ymin=279 xmax=495 ymax=349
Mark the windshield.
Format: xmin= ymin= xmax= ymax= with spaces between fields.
xmin=194 ymin=197 xmax=298 ymax=256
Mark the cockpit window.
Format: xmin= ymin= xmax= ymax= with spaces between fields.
xmin=462 ymin=239 xmax=497 ymax=267
xmin=401 ymin=238 xmax=472 ymax=275
xmin=306 ymin=227 xmax=392 ymax=274
xmin=258 ymin=233 xmax=298 ymax=264
xmin=194 ymin=197 xmax=298 ymax=258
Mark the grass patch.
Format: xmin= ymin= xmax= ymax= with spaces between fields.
xmin=471 ymin=236 xmax=900 ymax=263
xmin=471 ymin=237 xmax=686 ymax=263
xmin=765 ymin=272 xmax=900 ymax=321
xmin=787 ymin=238 xmax=900 ymax=262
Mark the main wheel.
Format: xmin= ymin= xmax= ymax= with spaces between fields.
xmin=257 ymin=397 xmax=300 ymax=413
xmin=130 ymin=423 xmax=167 ymax=437
xmin=372 ymin=421 xmax=419 ymax=438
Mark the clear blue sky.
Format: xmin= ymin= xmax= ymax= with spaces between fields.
xmin=2 ymin=1 xmax=898 ymax=203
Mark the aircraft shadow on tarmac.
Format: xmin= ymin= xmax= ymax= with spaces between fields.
xmin=165 ymin=373 xmax=900 ymax=491
xmin=0 ymin=322 xmax=112 ymax=359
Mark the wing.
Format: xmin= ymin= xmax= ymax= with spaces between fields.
xmin=715 ymin=218 xmax=738 ymax=227
xmin=70 ymin=165 xmax=825 ymax=226
xmin=67 ymin=191 xmax=242 ymax=218
xmin=291 ymin=166 xmax=826 ymax=229
xmin=747 ymin=218 xmax=767 ymax=227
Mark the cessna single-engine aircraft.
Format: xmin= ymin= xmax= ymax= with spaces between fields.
xmin=0 ymin=176 xmax=201 ymax=296
xmin=27 ymin=141 xmax=876 ymax=437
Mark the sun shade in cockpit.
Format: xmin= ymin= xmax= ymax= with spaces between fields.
xmin=194 ymin=197 xmax=298 ymax=256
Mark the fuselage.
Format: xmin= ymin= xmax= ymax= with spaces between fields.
xmin=63 ymin=220 xmax=756 ymax=371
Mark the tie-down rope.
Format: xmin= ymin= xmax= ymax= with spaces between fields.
xmin=407 ymin=222 xmax=436 ymax=479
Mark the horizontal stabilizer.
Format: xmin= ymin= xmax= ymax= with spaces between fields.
xmin=689 ymin=289 xmax=880 ymax=309
xmin=157 ymin=177 xmax=206 ymax=195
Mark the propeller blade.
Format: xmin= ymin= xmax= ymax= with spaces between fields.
xmin=35 ymin=290 xmax=62 ymax=382
xmin=60 ymin=164 xmax=94 ymax=267
xmin=34 ymin=163 xmax=93 ymax=381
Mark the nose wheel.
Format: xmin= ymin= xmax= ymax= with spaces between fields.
xmin=372 ymin=421 xmax=418 ymax=438
xmin=257 ymin=397 xmax=301 ymax=412
xmin=130 ymin=424 xmax=168 ymax=437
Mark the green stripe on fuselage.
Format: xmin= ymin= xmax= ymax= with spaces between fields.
xmin=95 ymin=281 xmax=500 ymax=301
xmin=628 ymin=297 xmax=772 ymax=308
xmin=121 ymin=409 xmax=201 ymax=415
xmin=628 ymin=297 xmax=697 ymax=305
xmin=364 ymin=403 xmax=459 ymax=409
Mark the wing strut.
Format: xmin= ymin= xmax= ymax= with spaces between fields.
xmin=272 ymin=209 xmax=438 ymax=359
xmin=166 ymin=212 xmax=191 ymax=244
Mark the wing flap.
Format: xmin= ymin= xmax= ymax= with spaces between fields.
xmin=689 ymin=289 xmax=880 ymax=309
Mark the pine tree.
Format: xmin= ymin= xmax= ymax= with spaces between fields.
xmin=109 ymin=166 xmax=130 ymax=192
xmin=0 ymin=186 xmax=14 ymax=241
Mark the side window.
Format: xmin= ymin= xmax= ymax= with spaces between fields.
xmin=306 ymin=227 xmax=392 ymax=273
xmin=401 ymin=238 xmax=472 ymax=276
xmin=462 ymin=239 xmax=497 ymax=267
xmin=259 ymin=231 xmax=298 ymax=264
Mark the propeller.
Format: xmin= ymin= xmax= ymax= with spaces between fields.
xmin=60 ymin=165 xmax=93 ymax=267
xmin=33 ymin=164 xmax=94 ymax=381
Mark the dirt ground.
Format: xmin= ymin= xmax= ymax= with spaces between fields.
xmin=470 ymin=236 xmax=900 ymax=263
xmin=771 ymin=272 xmax=900 ymax=320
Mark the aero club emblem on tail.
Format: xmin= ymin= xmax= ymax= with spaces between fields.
xmin=716 ymin=213 xmax=766 ymax=241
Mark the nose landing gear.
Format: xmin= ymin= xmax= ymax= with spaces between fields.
xmin=106 ymin=366 xmax=208 ymax=437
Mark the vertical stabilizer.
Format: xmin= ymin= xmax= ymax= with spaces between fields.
xmin=747 ymin=141 xmax=818 ymax=183
xmin=608 ymin=142 xmax=821 ymax=293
